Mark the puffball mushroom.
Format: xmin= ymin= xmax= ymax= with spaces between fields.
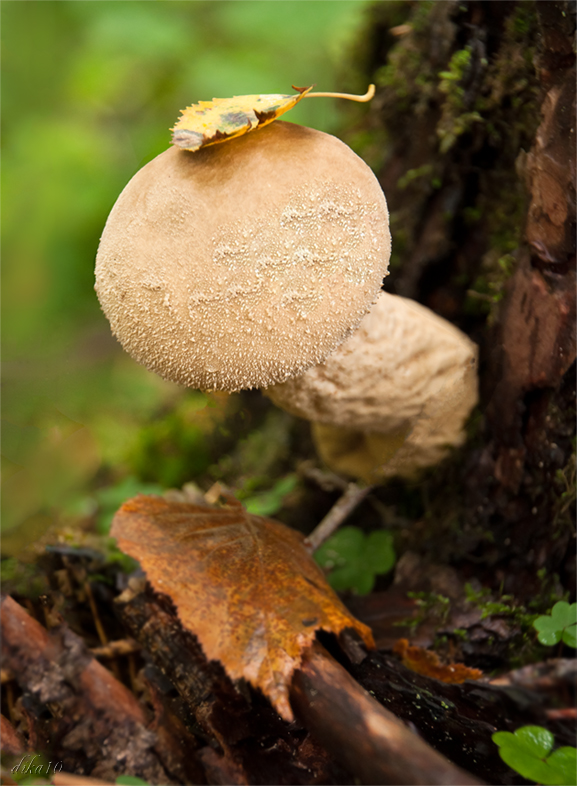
xmin=265 ymin=292 xmax=478 ymax=482
xmin=95 ymin=121 xmax=391 ymax=392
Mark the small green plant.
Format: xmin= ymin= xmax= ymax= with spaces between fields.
xmin=464 ymin=582 xmax=537 ymax=627
xmin=409 ymin=590 xmax=451 ymax=625
xmin=314 ymin=526 xmax=395 ymax=595
xmin=94 ymin=475 xmax=165 ymax=534
xmin=239 ymin=474 xmax=298 ymax=517
xmin=492 ymin=726 xmax=577 ymax=785
xmin=116 ymin=777 xmax=150 ymax=786
xmin=533 ymin=601 xmax=577 ymax=648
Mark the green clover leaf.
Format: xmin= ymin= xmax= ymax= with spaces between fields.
xmin=547 ymin=747 xmax=577 ymax=786
xmin=534 ymin=601 xmax=577 ymax=647
xmin=314 ymin=526 xmax=395 ymax=595
xmin=493 ymin=726 xmax=577 ymax=785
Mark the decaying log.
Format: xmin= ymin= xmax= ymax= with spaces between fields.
xmin=114 ymin=582 xmax=486 ymax=785
xmin=350 ymin=649 xmax=576 ymax=785
xmin=466 ymin=0 xmax=576 ymax=594
xmin=0 ymin=595 xmax=178 ymax=784
xmin=0 ymin=713 xmax=25 ymax=757
xmin=290 ymin=642 xmax=483 ymax=785
xmin=116 ymin=581 xmax=351 ymax=785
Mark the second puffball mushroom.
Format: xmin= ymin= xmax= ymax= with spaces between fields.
xmin=265 ymin=292 xmax=479 ymax=482
xmin=95 ymin=121 xmax=391 ymax=392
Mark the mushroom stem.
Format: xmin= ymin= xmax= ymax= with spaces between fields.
xmin=305 ymin=482 xmax=373 ymax=553
xmin=305 ymin=84 xmax=376 ymax=102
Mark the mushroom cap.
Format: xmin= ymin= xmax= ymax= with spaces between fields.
xmin=95 ymin=121 xmax=390 ymax=392
xmin=266 ymin=291 xmax=478 ymax=480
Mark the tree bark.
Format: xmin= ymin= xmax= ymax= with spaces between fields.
xmin=347 ymin=0 xmax=575 ymax=595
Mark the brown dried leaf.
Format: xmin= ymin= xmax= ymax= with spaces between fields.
xmin=111 ymin=495 xmax=374 ymax=720
xmin=393 ymin=638 xmax=483 ymax=684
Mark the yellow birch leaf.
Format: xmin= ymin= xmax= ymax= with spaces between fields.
xmin=171 ymin=85 xmax=314 ymax=152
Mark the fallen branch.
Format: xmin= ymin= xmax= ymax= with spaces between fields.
xmin=0 ymin=595 xmax=178 ymax=784
xmin=290 ymin=642 xmax=484 ymax=785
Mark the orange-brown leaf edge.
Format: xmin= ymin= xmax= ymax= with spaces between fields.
xmin=393 ymin=638 xmax=483 ymax=684
xmin=111 ymin=494 xmax=374 ymax=721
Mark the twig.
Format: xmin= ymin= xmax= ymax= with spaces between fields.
xmin=297 ymin=461 xmax=348 ymax=492
xmin=305 ymin=483 xmax=373 ymax=552
xmin=84 ymin=581 xmax=107 ymax=646
xmin=1 ymin=639 xmax=141 ymax=674
xmin=90 ymin=638 xmax=140 ymax=659
xmin=204 ymin=481 xmax=231 ymax=505
xmin=84 ymin=581 xmax=121 ymax=680
xmin=52 ymin=772 xmax=116 ymax=785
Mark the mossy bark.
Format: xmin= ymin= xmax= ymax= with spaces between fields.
xmin=347 ymin=0 xmax=575 ymax=601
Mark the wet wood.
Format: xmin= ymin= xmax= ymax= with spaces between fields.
xmin=290 ymin=642 xmax=484 ymax=786
xmin=0 ymin=714 xmax=25 ymax=757
xmin=117 ymin=584 xmax=485 ymax=785
xmin=116 ymin=582 xmax=352 ymax=785
xmin=0 ymin=595 xmax=173 ymax=784
xmin=350 ymin=649 xmax=576 ymax=785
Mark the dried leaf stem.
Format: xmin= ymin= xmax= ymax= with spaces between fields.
xmin=306 ymin=84 xmax=376 ymax=102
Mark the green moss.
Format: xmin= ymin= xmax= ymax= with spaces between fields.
xmin=553 ymin=451 xmax=576 ymax=531
xmin=211 ymin=408 xmax=293 ymax=484
xmin=464 ymin=583 xmax=538 ymax=629
xmin=128 ymin=394 xmax=212 ymax=487
xmin=376 ymin=45 xmax=432 ymax=113
xmin=409 ymin=0 xmax=434 ymax=29
xmin=387 ymin=216 xmax=408 ymax=270
xmin=374 ymin=11 xmax=438 ymax=118
xmin=397 ymin=163 xmax=434 ymax=190
xmin=403 ymin=590 xmax=452 ymax=631
xmin=346 ymin=127 xmax=389 ymax=173
xmin=436 ymin=46 xmax=484 ymax=152
xmin=474 ymin=2 xmax=539 ymax=141
xmin=0 ymin=557 xmax=48 ymax=598
xmin=237 ymin=473 xmax=299 ymax=517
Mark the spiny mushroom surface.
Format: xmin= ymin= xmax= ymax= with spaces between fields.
xmin=95 ymin=121 xmax=390 ymax=392
xmin=266 ymin=292 xmax=478 ymax=481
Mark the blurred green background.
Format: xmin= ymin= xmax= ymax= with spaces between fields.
xmin=1 ymin=0 xmax=373 ymax=554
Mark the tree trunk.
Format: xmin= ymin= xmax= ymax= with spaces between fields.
xmin=345 ymin=0 xmax=575 ymax=597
